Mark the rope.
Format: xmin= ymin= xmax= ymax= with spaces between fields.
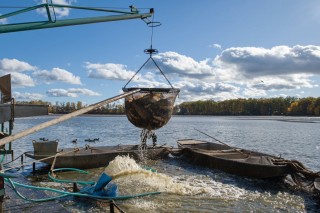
xmin=123 ymin=57 xmax=152 ymax=88
xmin=123 ymin=10 xmax=174 ymax=89
xmin=150 ymin=57 xmax=174 ymax=88
xmin=150 ymin=13 xmax=155 ymax=52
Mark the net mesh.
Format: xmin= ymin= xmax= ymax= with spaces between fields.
xmin=123 ymin=88 xmax=180 ymax=130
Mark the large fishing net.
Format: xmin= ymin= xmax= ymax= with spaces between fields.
xmin=123 ymin=88 xmax=179 ymax=131
xmin=122 ymin=47 xmax=180 ymax=148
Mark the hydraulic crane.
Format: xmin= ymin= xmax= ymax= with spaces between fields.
xmin=0 ymin=3 xmax=153 ymax=33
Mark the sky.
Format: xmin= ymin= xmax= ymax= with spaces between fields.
xmin=1 ymin=0 xmax=320 ymax=105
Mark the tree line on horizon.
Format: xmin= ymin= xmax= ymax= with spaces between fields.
xmin=16 ymin=96 xmax=320 ymax=116
xmin=15 ymin=100 xmax=125 ymax=115
xmin=176 ymin=97 xmax=320 ymax=116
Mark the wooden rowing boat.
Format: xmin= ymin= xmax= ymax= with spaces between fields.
xmin=177 ymin=139 xmax=291 ymax=179
xmin=25 ymin=144 xmax=171 ymax=169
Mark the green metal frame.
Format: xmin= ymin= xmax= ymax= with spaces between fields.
xmin=0 ymin=4 xmax=153 ymax=33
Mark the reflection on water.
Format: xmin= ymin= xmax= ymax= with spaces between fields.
xmin=5 ymin=115 xmax=320 ymax=212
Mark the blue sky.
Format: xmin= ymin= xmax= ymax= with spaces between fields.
xmin=1 ymin=0 xmax=320 ymax=105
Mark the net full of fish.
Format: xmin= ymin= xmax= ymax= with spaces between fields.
xmin=123 ymin=88 xmax=180 ymax=130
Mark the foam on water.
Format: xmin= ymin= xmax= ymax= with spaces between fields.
xmin=102 ymin=156 xmax=311 ymax=212
xmin=104 ymin=156 xmax=247 ymax=198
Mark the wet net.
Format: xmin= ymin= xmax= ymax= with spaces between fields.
xmin=122 ymin=46 xmax=180 ymax=147
xmin=272 ymin=159 xmax=320 ymax=198
xmin=123 ymin=87 xmax=180 ymax=131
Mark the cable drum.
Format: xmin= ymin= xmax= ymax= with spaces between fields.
xmin=123 ymin=87 xmax=180 ymax=130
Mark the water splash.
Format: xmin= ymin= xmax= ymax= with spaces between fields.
xmin=103 ymin=155 xmax=251 ymax=198
xmin=103 ymin=156 xmax=309 ymax=212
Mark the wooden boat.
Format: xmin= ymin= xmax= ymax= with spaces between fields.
xmin=25 ymin=144 xmax=171 ymax=169
xmin=177 ymin=139 xmax=291 ymax=179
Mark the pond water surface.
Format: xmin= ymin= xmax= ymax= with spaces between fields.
xmin=4 ymin=115 xmax=320 ymax=212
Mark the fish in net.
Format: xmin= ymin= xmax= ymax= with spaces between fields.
xmin=122 ymin=46 xmax=180 ymax=148
xmin=123 ymin=88 xmax=179 ymax=148
xmin=123 ymin=88 xmax=179 ymax=131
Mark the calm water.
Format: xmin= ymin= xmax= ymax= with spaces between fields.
xmin=5 ymin=115 xmax=320 ymax=212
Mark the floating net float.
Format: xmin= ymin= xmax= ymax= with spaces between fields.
xmin=123 ymin=48 xmax=180 ymax=148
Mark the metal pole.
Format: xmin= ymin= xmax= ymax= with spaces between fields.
xmin=0 ymin=89 xmax=140 ymax=147
xmin=0 ymin=13 xmax=152 ymax=34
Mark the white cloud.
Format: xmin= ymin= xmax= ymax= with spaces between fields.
xmin=173 ymin=80 xmax=240 ymax=103
xmin=213 ymin=45 xmax=320 ymax=95
xmin=13 ymin=92 xmax=44 ymax=100
xmin=36 ymin=0 xmax=76 ymax=18
xmin=84 ymin=46 xmax=320 ymax=102
xmin=6 ymin=44 xmax=319 ymax=103
xmin=0 ymin=58 xmax=36 ymax=87
xmin=209 ymin=43 xmax=222 ymax=49
xmin=249 ymin=74 xmax=314 ymax=91
xmin=176 ymin=81 xmax=238 ymax=95
xmin=152 ymin=52 xmax=214 ymax=79
xmin=135 ymin=45 xmax=320 ymax=102
xmin=86 ymin=62 xmax=136 ymax=81
xmin=215 ymin=45 xmax=320 ymax=78
xmin=0 ymin=58 xmax=36 ymax=72
xmin=9 ymin=72 xmax=36 ymax=87
xmin=33 ymin=68 xmax=82 ymax=85
xmin=47 ymin=88 xmax=101 ymax=97
xmin=68 ymin=88 xmax=101 ymax=96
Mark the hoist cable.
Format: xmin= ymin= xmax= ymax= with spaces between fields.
xmin=123 ymin=57 xmax=152 ymax=88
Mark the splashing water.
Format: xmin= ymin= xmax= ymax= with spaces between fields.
xmin=104 ymin=156 xmax=237 ymax=197
xmin=105 ymin=155 xmax=142 ymax=177
xmin=103 ymin=156 xmax=309 ymax=213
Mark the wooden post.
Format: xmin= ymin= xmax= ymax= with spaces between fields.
xmin=110 ymin=200 xmax=115 ymax=213
xmin=32 ymin=162 xmax=35 ymax=175
xmin=72 ymin=183 xmax=79 ymax=192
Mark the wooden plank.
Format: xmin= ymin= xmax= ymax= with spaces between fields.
xmin=0 ymin=89 xmax=140 ymax=146
xmin=178 ymin=139 xmax=208 ymax=145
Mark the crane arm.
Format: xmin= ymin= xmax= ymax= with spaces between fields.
xmin=0 ymin=4 xmax=153 ymax=34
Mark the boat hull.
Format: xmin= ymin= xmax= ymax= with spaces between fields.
xmin=25 ymin=145 xmax=171 ymax=169
xmin=177 ymin=139 xmax=290 ymax=179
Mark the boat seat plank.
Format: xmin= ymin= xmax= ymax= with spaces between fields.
xmin=178 ymin=139 xmax=208 ymax=145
